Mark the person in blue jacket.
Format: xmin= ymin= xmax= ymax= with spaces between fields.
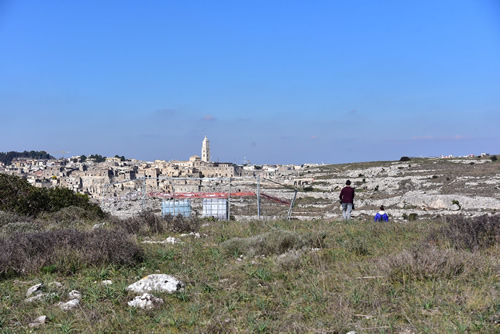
xmin=374 ymin=205 xmax=389 ymax=222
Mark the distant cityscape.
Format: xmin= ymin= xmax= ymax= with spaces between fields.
xmin=2 ymin=135 xmax=496 ymax=201
xmin=0 ymin=136 xmax=308 ymax=199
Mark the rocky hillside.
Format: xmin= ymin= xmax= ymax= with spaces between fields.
xmin=102 ymin=156 xmax=500 ymax=221
xmin=296 ymin=156 xmax=500 ymax=221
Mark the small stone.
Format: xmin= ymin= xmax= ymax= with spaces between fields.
xmin=128 ymin=293 xmax=164 ymax=310
xmin=165 ymin=237 xmax=178 ymax=244
xmin=48 ymin=281 xmax=63 ymax=288
xmin=28 ymin=315 xmax=47 ymax=328
xmin=68 ymin=290 xmax=81 ymax=300
xmin=25 ymin=293 xmax=47 ymax=303
xmin=58 ymin=299 xmax=80 ymax=310
xmin=127 ymin=274 xmax=184 ymax=294
xmin=93 ymin=222 xmax=106 ymax=229
xmin=101 ymin=280 xmax=113 ymax=286
xmin=26 ymin=283 xmax=44 ymax=297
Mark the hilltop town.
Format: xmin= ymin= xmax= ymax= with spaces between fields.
xmin=0 ymin=136 xmax=307 ymax=200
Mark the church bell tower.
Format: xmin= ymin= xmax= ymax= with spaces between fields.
xmin=201 ymin=136 xmax=210 ymax=162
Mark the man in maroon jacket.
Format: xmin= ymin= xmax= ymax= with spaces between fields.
xmin=339 ymin=180 xmax=355 ymax=220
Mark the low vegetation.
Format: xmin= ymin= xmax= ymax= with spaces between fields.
xmin=0 ymin=174 xmax=104 ymax=218
xmin=0 ymin=229 xmax=143 ymax=278
xmin=0 ymin=175 xmax=498 ymax=332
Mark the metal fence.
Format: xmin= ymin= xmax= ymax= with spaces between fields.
xmin=100 ymin=176 xmax=298 ymax=220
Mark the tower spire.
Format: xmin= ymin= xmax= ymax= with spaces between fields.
xmin=201 ymin=135 xmax=210 ymax=162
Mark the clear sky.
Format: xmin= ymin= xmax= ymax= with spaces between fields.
xmin=1 ymin=1 xmax=499 ymax=165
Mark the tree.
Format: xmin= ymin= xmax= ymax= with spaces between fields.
xmin=0 ymin=150 xmax=54 ymax=165
xmin=88 ymin=154 xmax=106 ymax=163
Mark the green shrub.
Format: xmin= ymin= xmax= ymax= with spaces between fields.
xmin=451 ymin=199 xmax=461 ymax=210
xmin=45 ymin=187 xmax=105 ymax=217
xmin=39 ymin=206 xmax=96 ymax=230
xmin=0 ymin=174 xmax=105 ymax=218
xmin=0 ymin=174 xmax=46 ymax=216
xmin=408 ymin=213 xmax=418 ymax=221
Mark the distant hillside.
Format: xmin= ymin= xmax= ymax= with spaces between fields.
xmin=0 ymin=150 xmax=55 ymax=165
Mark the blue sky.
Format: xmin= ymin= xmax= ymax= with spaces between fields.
xmin=1 ymin=1 xmax=499 ymax=164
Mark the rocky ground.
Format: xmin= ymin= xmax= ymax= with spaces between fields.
xmin=298 ymin=157 xmax=500 ymax=221
xmin=101 ymin=157 xmax=500 ymax=221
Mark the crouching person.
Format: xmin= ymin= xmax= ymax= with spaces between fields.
xmin=374 ymin=205 xmax=389 ymax=222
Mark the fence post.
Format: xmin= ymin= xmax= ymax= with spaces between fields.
xmin=287 ymin=189 xmax=298 ymax=220
xmin=227 ymin=177 xmax=231 ymax=221
xmin=100 ymin=183 xmax=107 ymax=209
xmin=257 ymin=175 xmax=261 ymax=219
xmin=171 ymin=178 xmax=176 ymax=215
xmin=141 ymin=178 xmax=146 ymax=212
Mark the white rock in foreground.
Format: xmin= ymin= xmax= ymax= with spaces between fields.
xmin=128 ymin=293 xmax=164 ymax=309
xmin=58 ymin=299 xmax=80 ymax=310
xmin=25 ymin=293 xmax=55 ymax=303
xmin=68 ymin=290 xmax=81 ymax=300
xmin=127 ymin=274 xmax=184 ymax=294
xmin=143 ymin=237 xmax=181 ymax=244
xmin=29 ymin=315 xmax=47 ymax=328
xmin=26 ymin=283 xmax=44 ymax=297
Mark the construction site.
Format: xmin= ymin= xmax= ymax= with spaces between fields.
xmin=101 ymin=176 xmax=298 ymax=221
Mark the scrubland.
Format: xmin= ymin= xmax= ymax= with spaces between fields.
xmin=0 ymin=211 xmax=499 ymax=333
xmin=0 ymin=173 xmax=499 ymax=333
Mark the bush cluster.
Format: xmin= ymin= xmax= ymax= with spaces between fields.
xmin=430 ymin=214 xmax=500 ymax=251
xmin=0 ymin=229 xmax=143 ymax=278
xmin=382 ymin=245 xmax=466 ymax=283
xmin=111 ymin=211 xmax=200 ymax=236
xmin=0 ymin=211 xmax=40 ymax=237
xmin=39 ymin=205 xmax=103 ymax=230
xmin=0 ymin=174 xmax=105 ymax=218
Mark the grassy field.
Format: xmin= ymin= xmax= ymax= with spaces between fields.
xmin=1 ymin=210 xmax=499 ymax=333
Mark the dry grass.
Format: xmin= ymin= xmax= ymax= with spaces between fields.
xmin=110 ymin=210 xmax=200 ymax=235
xmin=0 ymin=229 xmax=143 ymax=278
xmin=381 ymin=244 xmax=467 ymax=283
xmin=220 ymin=229 xmax=326 ymax=257
xmin=429 ymin=214 xmax=500 ymax=251
xmin=0 ymin=214 xmax=498 ymax=333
